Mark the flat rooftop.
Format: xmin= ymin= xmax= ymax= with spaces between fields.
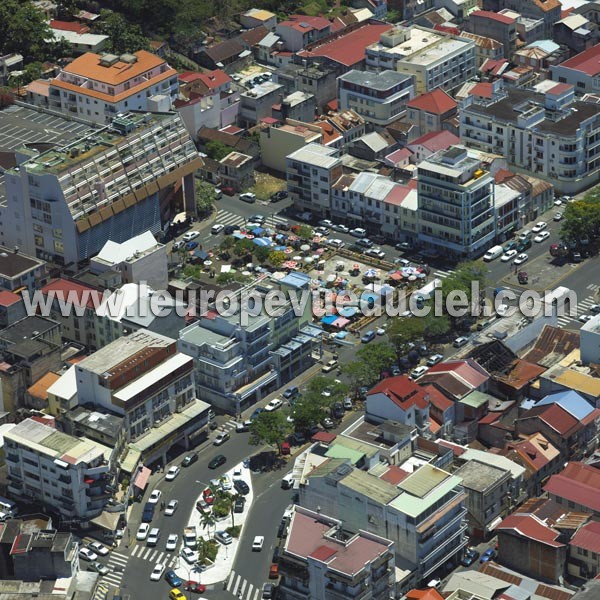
xmin=0 ymin=316 xmax=57 ymax=345
xmin=455 ymin=459 xmax=508 ymax=492
xmin=0 ymin=247 xmax=45 ymax=278
xmin=369 ymin=28 xmax=444 ymax=57
xmin=287 ymin=142 xmax=340 ymax=168
xmin=340 ymin=69 xmax=412 ymax=90
xmin=399 ymin=37 xmax=472 ymax=67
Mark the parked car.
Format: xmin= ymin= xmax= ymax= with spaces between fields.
xmin=282 ymin=387 xmax=299 ymax=400
xmin=410 ymin=366 xmax=429 ymax=380
xmin=166 ymin=534 xmax=179 ymax=551
xmin=269 ymin=563 xmax=279 ymax=579
xmin=350 ymin=227 xmax=367 ymax=238
xmin=165 ymin=569 xmax=184 ymax=587
xmin=215 ymin=531 xmax=233 ymax=545
xmin=147 ymin=527 xmax=160 ymax=546
xmin=88 ymin=541 xmax=110 ymax=556
xmin=356 ymin=238 xmax=373 ymax=248
xmin=314 ymin=226 xmax=330 ymax=236
xmin=321 ymin=359 xmax=338 ymax=373
xmin=211 ymin=224 xmax=225 ymax=234
xmin=502 ymin=240 xmax=517 ymax=253
xmin=136 ymin=523 xmax=150 ymax=540
xmin=236 ymin=420 xmax=251 ymax=433
xmin=534 ymin=231 xmax=550 ymax=243
xmin=234 ymin=496 xmax=246 ymax=513
xmin=208 ymin=454 xmax=226 ymax=469
xmin=185 ymin=581 xmax=206 ymax=593
xmin=79 ymin=547 xmax=98 ymax=562
xmin=182 ymin=452 xmax=198 ymax=467
xmin=426 ymin=354 xmax=443 ymax=367
xmin=165 ymin=466 xmax=180 ymax=481
xmin=265 ymin=398 xmax=283 ymax=412
xmin=532 ymin=221 xmax=547 ymax=233
xmin=501 ymin=249 xmax=517 ymax=262
xmin=361 ymin=330 xmax=376 ymax=343
xmin=513 ymin=253 xmax=529 ymax=265
xmin=461 ymin=548 xmax=480 ymax=567
xmin=214 ymin=431 xmax=230 ymax=446
xmin=240 ymin=192 xmax=256 ymax=203
xmin=480 ymin=548 xmax=497 ymax=563
xmin=364 ymin=248 xmax=385 ymax=259
xmin=172 ymin=240 xmax=184 ymax=251
xmin=327 ymin=238 xmax=345 ymax=248
xmin=186 ymin=241 xmax=198 ymax=250
xmin=453 ymin=336 xmax=469 ymax=348
xmin=270 ymin=190 xmax=288 ymax=202
xmin=150 ymin=563 xmax=165 ymax=581
xmin=182 ymin=231 xmax=199 ymax=242
xmin=262 ymin=583 xmax=274 ymax=599
xmin=343 ymin=397 xmax=353 ymax=410
xmin=332 ymin=223 xmax=349 ymax=233
xmin=554 ymin=212 xmax=563 ymax=221
xmin=165 ymin=499 xmax=178 ymax=516
xmin=181 ymin=547 xmax=197 ymax=564
xmin=322 ymin=417 xmax=334 ymax=429
xmin=148 ymin=490 xmax=161 ymax=504
xmin=221 ymin=186 xmax=235 ymax=196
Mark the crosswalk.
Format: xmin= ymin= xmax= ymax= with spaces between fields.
xmin=222 ymin=418 xmax=242 ymax=432
xmin=216 ymin=209 xmax=289 ymax=229
xmin=556 ymin=292 xmax=598 ymax=327
xmin=432 ymin=268 xmax=455 ymax=279
xmin=129 ymin=543 xmax=179 ymax=567
xmin=91 ymin=550 xmax=129 ymax=600
xmin=225 ymin=569 xmax=262 ymax=600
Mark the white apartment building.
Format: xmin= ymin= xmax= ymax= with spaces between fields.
xmin=239 ymin=81 xmax=285 ymax=127
xmin=459 ymin=81 xmax=600 ymax=193
xmin=337 ymin=70 xmax=414 ymax=126
xmin=299 ymin=460 xmax=468 ymax=589
xmin=366 ymin=26 xmax=476 ymax=95
xmin=1 ymin=111 xmax=201 ymax=265
xmin=5 ymin=418 xmax=113 ymax=519
xmin=417 ymin=146 xmax=496 ymax=259
xmin=286 ymin=143 xmax=343 ymax=217
xmin=46 ymin=50 xmax=178 ymax=124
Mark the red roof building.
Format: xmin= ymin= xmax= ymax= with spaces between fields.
xmin=406 ymin=589 xmax=444 ymax=600
xmin=408 ymin=130 xmax=461 ymax=155
xmin=0 ymin=291 xmax=22 ymax=307
xmin=471 ymin=9 xmax=516 ymax=25
xmin=49 ymin=20 xmax=90 ymax=33
xmin=367 ymin=376 xmax=430 ymax=428
xmin=555 ymin=44 xmax=600 ymax=77
xmin=406 ymin=88 xmax=457 ymax=115
xmin=41 ymin=278 xmax=103 ymax=310
xmin=418 ymin=359 xmax=489 ymax=401
xmin=569 ymin=520 xmax=600 ymax=556
xmin=470 ymin=82 xmax=494 ymax=98
xmin=544 ymin=463 xmax=600 ymax=515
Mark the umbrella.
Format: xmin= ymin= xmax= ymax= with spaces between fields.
xmin=300 ymin=244 xmax=310 ymax=252
xmin=365 ymin=268 xmax=377 ymax=278
xmin=335 ymin=331 xmax=348 ymax=339
xmin=305 ymin=256 xmax=314 ymax=263
xmin=321 ymin=315 xmax=337 ymax=325
xmin=242 ymin=270 xmax=251 ymax=276
xmin=408 ymin=275 xmax=417 ymax=282
xmin=284 ymin=247 xmax=293 ymax=254
xmin=232 ymin=232 xmax=245 ymax=240
xmin=274 ymin=245 xmax=287 ymax=251
xmin=203 ymin=260 xmax=213 ymax=266
xmin=316 ymin=248 xmax=324 ymax=254
xmin=339 ymin=307 xmax=357 ymax=318
xmin=293 ymin=256 xmax=302 ymax=261
xmin=252 ymin=227 xmax=264 ymax=235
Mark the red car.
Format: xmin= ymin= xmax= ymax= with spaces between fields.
xmin=202 ymin=488 xmax=214 ymax=505
xmin=185 ymin=581 xmax=206 ymax=593
xmin=269 ymin=564 xmax=279 ymax=579
xmin=221 ymin=186 xmax=235 ymax=196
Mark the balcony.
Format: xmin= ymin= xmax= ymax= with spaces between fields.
xmin=325 ymin=584 xmax=369 ymax=600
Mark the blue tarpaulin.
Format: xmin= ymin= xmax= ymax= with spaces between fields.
xmin=252 ymin=227 xmax=265 ymax=235
xmin=193 ymin=250 xmax=209 ymax=261
xmin=233 ymin=232 xmax=246 ymax=239
xmin=339 ymin=307 xmax=357 ymax=318
xmin=321 ymin=315 xmax=337 ymax=325
xmin=253 ymin=237 xmax=271 ymax=247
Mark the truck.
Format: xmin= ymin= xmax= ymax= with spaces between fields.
xmin=183 ymin=526 xmax=197 ymax=549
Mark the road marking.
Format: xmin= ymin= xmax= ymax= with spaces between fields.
xmin=102 ymin=572 xmax=123 ymax=586
xmin=239 ymin=579 xmax=248 ymax=596
xmin=156 ymin=551 xmax=165 ymax=563
xmin=245 ymin=583 xmax=254 ymax=599
xmin=252 ymin=587 xmax=260 ymax=600
xmin=231 ymin=573 xmax=241 ymax=595
xmin=131 ymin=545 xmax=140 ymax=557
xmin=111 ymin=551 xmax=129 ymax=561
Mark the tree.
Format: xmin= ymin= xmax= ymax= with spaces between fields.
xmin=422 ymin=311 xmax=451 ymax=339
xmin=249 ymin=411 xmax=293 ymax=454
xmin=356 ymin=342 xmax=397 ymax=375
xmin=560 ymin=193 xmax=600 ymax=251
xmin=205 ymin=141 xmax=232 ymax=161
xmin=220 ymin=236 xmax=235 ymax=250
xmin=56 ymin=0 xmax=77 ymax=20
xmin=290 ymin=394 xmax=330 ymax=432
xmin=234 ymin=238 xmax=255 ymax=256
xmin=387 ymin=317 xmax=425 ymax=354
xmin=96 ymin=10 xmax=149 ymax=54
xmin=254 ymin=245 xmax=271 ymax=263
xmin=23 ymin=62 xmax=43 ymax=85
xmin=199 ymin=509 xmax=216 ymax=533
xmin=195 ymin=180 xmax=217 ymax=217
xmin=297 ymin=225 xmax=314 ymax=240
xmin=441 ymin=261 xmax=487 ymax=306
xmin=0 ymin=88 xmax=13 ymax=109
xmin=342 ymin=360 xmax=375 ymax=390
xmin=269 ymin=250 xmax=286 ymax=267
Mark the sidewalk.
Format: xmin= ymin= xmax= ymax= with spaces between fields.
xmin=174 ymin=461 xmax=254 ymax=585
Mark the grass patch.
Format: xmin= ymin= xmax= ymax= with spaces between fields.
xmin=251 ymin=172 xmax=286 ymax=201
xmin=226 ymin=525 xmax=241 ymax=538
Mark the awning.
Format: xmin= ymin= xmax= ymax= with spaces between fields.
xmin=193 ymin=250 xmax=209 ymax=261
xmin=338 ymin=307 xmax=357 ymax=318
xmin=120 ymin=447 xmax=142 ymax=474
xmin=332 ymin=317 xmax=350 ymax=328
xmin=488 ymin=515 xmax=504 ymax=532
xmin=233 ymin=232 xmax=246 ymax=239
xmin=321 ymin=315 xmax=337 ymax=325
xmin=90 ymin=510 xmax=121 ymax=532
xmin=134 ymin=466 xmax=151 ymax=491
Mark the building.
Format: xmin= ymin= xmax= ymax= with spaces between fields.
xmin=496 ymin=513 xmax=567 ymax=583
xmin=0 ymin=247 xmax=47 ymax=293
xmin=366 ymin=27 xmax=476 ymax=95
xmin=2 ymin=111 xmax=201 ymax=265
xmin=337 ymin=70 xmax=414 ymax=126
xmin=568 ymin=520 xmax=600 ymax=579
xmin=239 ymin=81 xmax=285 ymax=127
xmin=196 ymin=39 xmax=246 ymax=71
xmin=408 ymin=130 xmax=462 ymax=162
xmin=5 ymin=417 xmax=113 ymax=519
xmin=482 ymin=0 xmax=561 ymax=37
xmin=274 ymin=63 xmax=338 ymax=110
xmin=240 ymin=8 xmax=277 ymax=30
xmin=89 ymin=231 xmax=168 ymax=290
xmin=467 ymin=11 xmax=517 ymax=59
xmin=459 ymin=82 xmax=600 ymax=193
xmin=436 ymin=0 xmax=478 ymax=18
xmin=260 ymin=120 xmax=322 ymax=173
xmin=272 ymin=91 xmax=316 ymax=124
xmin=286 ymin=143 xmax=343 ymax=217
xmin=544 ymin=463 xmax=600 ymax=517
xmin=279 ymin=505 xmax=396 ymax=600
xmin=553 ymin=15 xmax=597 ymax=56
xmin=219 ymin=152 xmax=254 ymax=192
xmin=0 ymin=292 xmax=26 ymax=329
xmin=581 ymin=315 xmax=600 ymax=365
xmin=178 ymin=281 xmax=315 ymax=414
xmin=43 ymin=51 xmax=177 ymax=124
xmin=550 ymin=44 xmax=600 ymax=95
xmin=458 ymin=32 xmax=504 ymax=69
xmin=0 ymin=53 xmax=23 ymax=86
xmin=417 ymin=146 xmax=496 ymax=259
xmin=275 ymin=15 xmax=332 ymax=51
xmin=50 ymin=27 xmax=108 ymax=55
xmin=299 ymin=460 xmax=468 ymax=588
xmin=405 ymin=88 xmax=458 ymax=138
xmin=455 ymin=459 xmax=512 ymax=540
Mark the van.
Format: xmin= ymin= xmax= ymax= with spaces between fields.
xmin=281 ymin=473 xmax=295 ymax=490
xmin=518 ymin=229 xmax=532 ymax=242
xmin=483 ymin=245 xmax=504 ymax=262
xmin=453 ymin=336 xmax=469 ymax=348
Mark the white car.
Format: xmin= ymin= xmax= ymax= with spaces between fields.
xmin=534 ymin=231 xmax=550 ymax=243
xmin=165 ymin=466 xmax=180 ymax=481
xmin=79 ymin=547 xmax=98 ymax=562
xmin=240 ymin=192 xmax=256 ymax=202
xmin=166 ymin=534 xmax=179 ymax=551
xmin=318 ymin=219 xmax=334 ymax=228
xmin=265 ymin=398 xmax=283 ymax=412
xmin=150 ymin=563 xmax=165 ymax=582
xmin=232 ymin=467 xmax=243 ymax=481
xmin=554 ymin=212 xmax=563 ymax=221
xmin=252 ymin=536 xmax=265 ymax=551
xmin=554 ymin=198 xmax=562 ymax=206
xmin=327 ymin=238 xmax=345 ymax=248
xmin=88 ymin=541 xmax=110 ymax=556
xmin=136 ymin=523 xmax=150 ymax=540
xmin=214 ymin=431 xmax=230 ymax=446
xmin=181 ymin=546 xmax=198 ymax=564
xmin=165 ymin=499 xmax=178 ymax=516
xmin=147 ymin=528 xmax=160 ymax=546
xmin=501 ymin=249 xmax=517 ymax=262
xmin=332 ymin=223 xmax=349 ymax=233
xmin=220 ymin=474 xmax=233 ymax=491
xmin=426 ymin=354 xmax=444 ymax=367
xmin=211 ymin=223 xmax=225 ymax=235
xmin=532 ymin=221 xmax=547 ymax=233
xmin=148 ymin=490 xmax=162 ymax=504
xmin=183 ymin=231 xmax=199 ymax=242
xmin=513 ymin=253 xmax=529 ymax=265
xmin=497 ymin=304 xmax=510 ymax=317
xmin=376 ymin=327 xmax=386 ymax=336
xmin=579 ymin=314 xmax=593 ymax=323
xmin=410 ymin=366 xmax=429 ymax=380
xmin=350 ymin=227 xmax=367 ymax=238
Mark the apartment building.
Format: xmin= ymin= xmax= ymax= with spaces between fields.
xmin=337 ymin=70 xmax=414 ymax=126
xmin=279 ymin=505 xmax=396 ymax=600
xmin=0 ymin=246 xmax=47 ymax=293
xmin=366 ymin=27 xmax=476 ymax=95
xmin=459 ymin=82 xmax=600 ymax=193
xmin=482 ymin=0 xmax=562 ymax=37
xmin=405 ymin=88 xmax=458 ymax=138
xmin=299 ymin=460 xmax=468 ymax=589
xmin=466 ymin=11 xmax=517 ymax=59
xmin=274 ymin=63 xmax=338 ymax=109
xmin=286 ymin=144 xmax=343 ymax=217
xmin=272 ymin=91 xmax=317 ymax=124
xmin=5 ymin=417 xmax=113 ymax=519
xmin=45 ymin=50 xmax=178 ymax=124
xmin=568 ymin=521 xmax=600 ymax=579
xmin=550 ymin=44 xmax=600 ymax=94
xmin=275 ymin=15 xmax=332 ymax=51
xmin=239 ymin=81 xmax=285 ymax=127
xmin=260 ymin=120 xmax=323 ymax=173
xmin=178 ymin=281 xmax=314 ymax=414
xmin=2 ymin=111 xmax=201 ymax=265
xmin=417 ymin=146 xmax=496 ymax=259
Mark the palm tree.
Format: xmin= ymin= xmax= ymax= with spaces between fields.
xmin=229 ymin=492 xmax=242 ymax=529
xmin=199 ymin=509 xmax=216 ymax=534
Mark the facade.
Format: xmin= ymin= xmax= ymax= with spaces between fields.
xmin=239 ymin=81 xmax=285 ymax=126
xmin=544 ymin=462 xmax=600 ymax=517
xmin=467 ymin=11 xmax=517 ymax=59
xmin=286 ymin=144 xmax=343 ymax=217
xmin=2 ymin=112 xmax=201 ymax=265
xmin=46 ymin=51 xmax=178 ymax=124
xmin=568 ymin=521 xmax=600 ymax=579
xmin=274 ymin=63 xmax=338 ymax=110
xmin=272 ymin=91 xmax=317 ymax=124
xmin=417 ymin=146 xmax=496 ymax=259
xmin=279 ymin=505 xmax=396 ymax=600
xmin=0 ymin=292 xmax=26 ymax=329
xmin=260 ymin=121 xmax=322 ymax=173
xmin=550 ymin=44 xmax=600 ymax=94
xmin=219 ymin=152 xmax=254 ymax=192
xmin=275 ymin=15 xmax=332 ymax=52
xmin=299 ymin=460 xmax=468 ymax=588
xmin=337 ymin=70 xmax=414 ymax=126
xmin=5 ymin=418 xmax=113 ymax=519
xmin=482 ymin=0 xmax=562 ymax=37
xmin=0 ymin=247 xmax=47 ymax=293
xmin=459 ymin=82 xmax=600 ymax=193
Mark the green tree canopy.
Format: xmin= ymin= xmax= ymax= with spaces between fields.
xmin=249 ymin=410 xmax=293 ymax=454
xmin=96 ymin=10 xmax=149 ymax=54
xmin=560 ymin=191 xmax=600 ymax=250
xmin=387 ymin=317 xmax=425 ymax=354
xmin=355 ymin=342 xmax=397 ymax=375
xmin=205 ymin=141 xmax=232 ymax=161
xmin=342 ymin=360 xmax=375 ymax=390
xmin=195 ymin=181 xmax=217 ymax=217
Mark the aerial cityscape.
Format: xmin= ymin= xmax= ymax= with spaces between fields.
xmin=0 ymin=0 xmax=599 ymax=599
